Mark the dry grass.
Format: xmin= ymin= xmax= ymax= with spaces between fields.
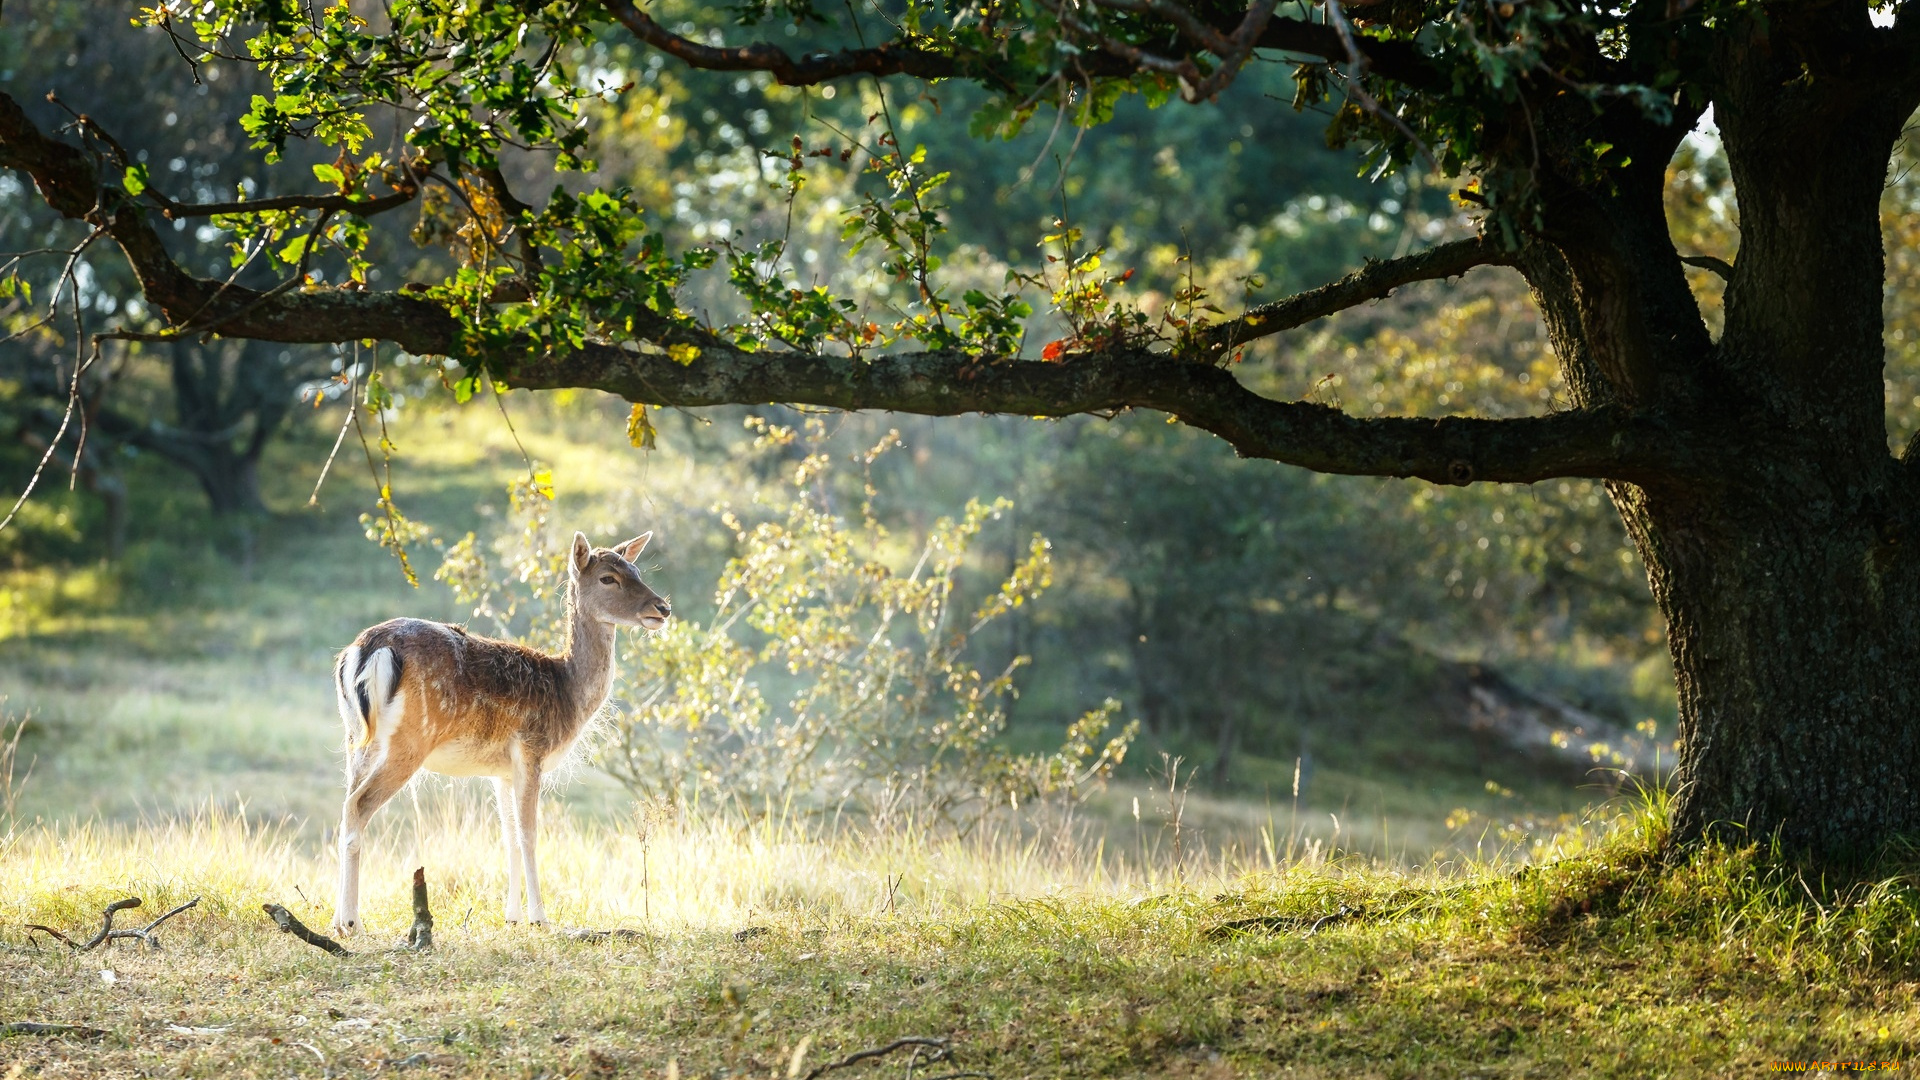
xmin=3 ymin=793 xmax=1917 ymax=1079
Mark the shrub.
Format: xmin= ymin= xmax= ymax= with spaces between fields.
xmin=438 ymin=419 xmax=1136 ymax=830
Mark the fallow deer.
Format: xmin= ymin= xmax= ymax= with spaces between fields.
xmin=330 ymin=531 xmax=670 ymax=934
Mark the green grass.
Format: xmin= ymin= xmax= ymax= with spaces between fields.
xmin=3 ymin=394 xmax=1912 ymax=1077
xmin=1 ymin=798 xmax=1915 ymax=1078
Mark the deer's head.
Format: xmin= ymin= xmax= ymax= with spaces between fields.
xmin=570 ymin=531 xmax=671 ymax=631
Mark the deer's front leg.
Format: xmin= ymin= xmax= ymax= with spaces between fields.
xmin=509 ymin=744 xmax=547 ymax=926
xmin=491 ymin=776 xmax=524 ymax=923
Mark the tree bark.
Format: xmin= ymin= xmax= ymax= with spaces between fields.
xmin=1624 ymin=477 xmax=1920 ymax=857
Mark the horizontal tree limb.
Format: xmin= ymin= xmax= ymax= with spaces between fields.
xmin=154 ymin=184 xmax=420 ymax=221
xmin=598 ymin=0 xmax=1434 ymax=90
xmin=601 ymin=0 xmax=968 ymax=85
xmin=0 ymin=87 xmax=1684 ymax=488
xmin=1203 ymin=235 xmax=1512 ymax=353
xmin=501 ymin=344 xmax=1680 ymax=485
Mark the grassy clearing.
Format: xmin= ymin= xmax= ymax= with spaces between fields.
xmin=2 ymin=396 xmax=1908 ymax=1077
xmin=2 ymin=795 xmax=1917 ymax=1078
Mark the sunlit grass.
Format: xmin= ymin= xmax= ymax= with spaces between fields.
xmin=2 ymin=393 xmax=1908 ymax=1075
xmin=2 ymin=793 xmax=1916 ymax=1078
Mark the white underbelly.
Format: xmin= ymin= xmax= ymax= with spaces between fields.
xmin=421 ymin=738 xmax=510 ymax=778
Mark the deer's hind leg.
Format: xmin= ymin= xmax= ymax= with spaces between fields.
xmin=332 ymin=669 xmax=427 ymax=937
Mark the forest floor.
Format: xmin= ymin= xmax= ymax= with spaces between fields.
xmin=2 ymin=398 xmax=1912 ymax=1077
xmin=0 ymin=800 xmax=1915 ymax=1079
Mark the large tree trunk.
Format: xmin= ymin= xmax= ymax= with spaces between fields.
xmin=1627 ymin=27 xmax=1920 ymax=858
xmin=1518 ymin=25 xmax=1920 ymax=858
xmin=1618 ymin=477 xmax=1920 ymax=857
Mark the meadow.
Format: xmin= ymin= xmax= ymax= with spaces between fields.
xmin=1 ymin=395 xmax=1915 ymax=1078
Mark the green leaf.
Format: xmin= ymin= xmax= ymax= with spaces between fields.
xmin=122 ymin=163 xmax=150 ymax=197
xmin=312 ymin=162 xmax=345 ymax=187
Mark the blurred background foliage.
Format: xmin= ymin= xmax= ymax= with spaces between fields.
xmin=2 ymin=3 xmax=1915 ymax=852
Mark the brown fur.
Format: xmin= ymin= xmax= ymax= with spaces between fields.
xmin=348 ymin=619 xmax=576 ymax=758
xmin=330 ymin=532 xmax=669 ymax=934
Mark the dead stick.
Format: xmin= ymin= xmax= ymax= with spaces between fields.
xmin=25 ymin=897 xmax=141 ymax=952
xmin=106 ymin=896 xmax=202 ymax=949
xmin=405 ymin=867 xmax=432 ymax=950
xmin=263 ymin=904 xmax=351 ymax=957
xmin=0 ymin=1022 xmax=109 ymax=1038
xmin=804 ymin=1037 xmax=950 ymax=1080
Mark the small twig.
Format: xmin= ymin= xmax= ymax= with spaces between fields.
xmin=564 ymin=927 xmax=653 ymax=943
xmin=1306 ymin=904 xmax=1354 ymax=936
xmin=107 ymin=896 xmax=202 ymax=949
xmin=263 ymin=904 xmax=351 ymax=956
xmin=1324 ymin=0 xmax=1438 ymax=173
xmin=0 ymin=1021 xmax=109 ymax=1039
xmin=307 ymin=364 xmax=361 ymax=508
xmin=1206 ymin=904 xmax=1363 ymax=939
xmin=21 ymin=923 xmax=76 ymax=948
xmin=803 ymin=1037 xmax=950 ymax=1080
xmin=25 ymin=896 xmax=141 ymax=951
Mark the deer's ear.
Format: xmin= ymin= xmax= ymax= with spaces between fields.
xmin=570 ymin=532 xmax=594 ymax=575
xmin=616 ymin=532 xmax=652 ymax=561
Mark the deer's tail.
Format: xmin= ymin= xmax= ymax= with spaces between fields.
xmin=335 ymin=645 xmax=401 ymax=750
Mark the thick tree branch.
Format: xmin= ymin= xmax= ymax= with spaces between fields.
xmin=153 ymin=184 xmax=420 ymax=221
xmin=600 ymin=0 xmax=968 ymax=84
xmin=1202 ymin=235 xmax=1512 ymax=355
xmin=1256 ymin=16 xmax=1437 ymax=88
xmin=598 ymin=0 xmax=1436 ymax=92
xmin=1679 ymin=254 xmax=1733 ymax=282
xmin=495 ymin=339 xmax=1679 ymax=486
xmin=1 ymin=87 xmax=1675 ymax=489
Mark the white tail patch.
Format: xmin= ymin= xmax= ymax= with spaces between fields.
xmin=335 ymin=645 xmax=400 ymax=750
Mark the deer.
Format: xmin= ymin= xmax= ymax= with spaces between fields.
xmin=330 ymin=531 xmax=670 ymax=935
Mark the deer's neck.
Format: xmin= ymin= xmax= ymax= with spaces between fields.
xmin=561 ymin=602 xmax=619 ymax=721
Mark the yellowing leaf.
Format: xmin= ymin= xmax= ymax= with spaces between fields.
xmin=627 ymin=403 xmax=658 ymax=450
xmin=667 ymin=343 xmax=701 ymax=366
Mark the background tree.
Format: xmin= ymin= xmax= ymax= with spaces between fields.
xmin=1 ymin=0 xmax=1917 ymax=858
xmin=0 ymin=4 xmax=335 ymax=525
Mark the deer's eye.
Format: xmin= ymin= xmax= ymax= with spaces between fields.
xmin=599 ymin=575 xmax=618 ymax=585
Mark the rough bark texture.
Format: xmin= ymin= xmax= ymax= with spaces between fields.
xmin=1509 ymin=14 xmax=1920 ymax=857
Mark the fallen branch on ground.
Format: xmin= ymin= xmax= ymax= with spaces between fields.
xmin=25 ymin=896 xmax=200 ymax=951
xmin=803 ymin=1037 xmax=953 ymax=1080
xmin=0 ymin=1021 xmax=109 ymax=1038
xmin=262 ymin=904 xmax=351 ymax=957
xmin=564 ymin=927 xmax=654 ymax=943
xmin=1207 ymin=904 xmax=1362 ymax=939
